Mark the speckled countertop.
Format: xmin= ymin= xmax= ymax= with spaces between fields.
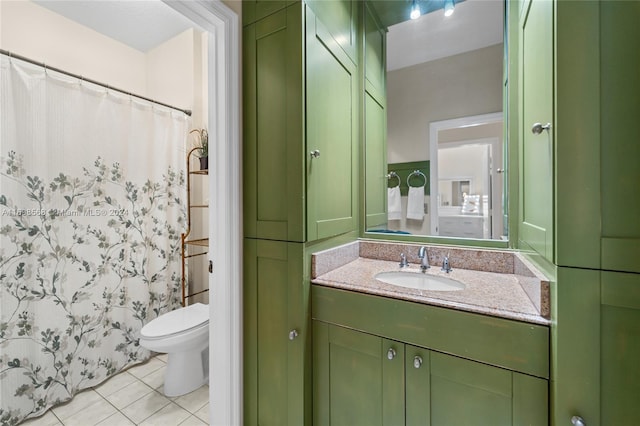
xmin=311 ymin=241 xmax=551 ymax=326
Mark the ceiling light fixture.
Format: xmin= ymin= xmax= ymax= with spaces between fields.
xmin=444 ymin=0 xmax=455 ymax=17
xmin=410 ymin=0 xmax=421 ymax=20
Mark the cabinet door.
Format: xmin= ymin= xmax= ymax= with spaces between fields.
xmin=313 ymin=322 xmax=404 ymax=426
xmin=364 ymin=4 xmax=387 ymax=229
xmin=518 ymin=0 xmax=554 ymax=262
xmin=306 ymin=5 xmax=359 ymax=241
xmin=244 ymin=5 xmax=304 ymax=242
xmin=243 ymin=239 xmax=304 ymax=426
xmin=598 ymin=1 xmax=640 ymax=273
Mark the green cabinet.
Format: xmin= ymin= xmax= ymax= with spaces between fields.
xmin=243 ymin=2 xmax=362 ymax=425
xmin=314 ymin=321 xmax=549 ymax=426
xmin=243 ymin=239 xmax=305 ymax=425
xmin=244 ymin=1 xmax=359 ymax=243
xmin=517 ymin=0 xmax=554 ymax=264
xmin=312 ymin=285 xmax=549 ymax=426
xmin=305 ymin=3 xmax=359 ymax=241
xmin=313 ymin=322 xmax=404 ymax=426
xmin=243 ymin=5 xmax=304 ymax=242
xmin=514 ymin=1 xmax=640 ymax=423
xmin=363 ymin=3 xmax=387 ymax=229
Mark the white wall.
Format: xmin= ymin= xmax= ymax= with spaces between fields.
xmin=0 ymin=0 xmax=207 ymax=117
xmin=1 ymin=0 xmax=147 ymax=95
xmin=387 ymin=43 xmax=503 ymax=164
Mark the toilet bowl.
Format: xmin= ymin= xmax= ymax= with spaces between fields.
xmin=139 ymin=302 xmax=209 ymax=397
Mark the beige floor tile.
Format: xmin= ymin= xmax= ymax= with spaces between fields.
xmin=126 ymin=357 xmax=165 ymax=379
xmin=179 ymin=414 xmax=208 ymax=426
xmin=156 ymin=353 xmax=169 ymax=363
xmin=52 ymin=389 xmax=104 ymax=421
xmin=139 ymin=365 xmax=166 ymax=391
xmin=95 ymin=411 xmax=135 ymax=426
xmin=121 ymin=391 xmax=171 ymax=424
xmin=139 ymin=402 xmax=191 ymax=426
xmin=20 ymin=410 xmax=61 ymax=426
xmin=93 ymin=371 xmax=137 ymax=397
xmin=194 ymin=403 xmax=210 ymax=424
xmin=63 ymin=398 xmax=117 ymax=426
xmin=173 ymin=385 xmax=209 ymax=414
xmin=104 ymin=379 xmax=154 ymax=410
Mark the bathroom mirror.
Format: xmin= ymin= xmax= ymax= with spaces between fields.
xmin=365 ymin=0 xmax=506 ymax=240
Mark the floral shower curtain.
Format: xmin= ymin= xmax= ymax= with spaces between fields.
xmin=0 ymin=57 xmax=188 ymax=424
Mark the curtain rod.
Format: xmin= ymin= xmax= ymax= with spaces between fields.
xmin=0 ymin=49 xmax=192 ymax=117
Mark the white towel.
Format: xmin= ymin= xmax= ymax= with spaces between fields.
xmin=406 ymin=186 xmax=425 ymax=221
xmin=387 ymin=186 xmax=402 ymax=220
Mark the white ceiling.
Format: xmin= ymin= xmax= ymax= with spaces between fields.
xmin=387 ymin=0 xmax=504 ymax=71
xmin=33 ymin=0 xmax=196 ymax=52
xmin=32 ymin=0 xmax=503 ymax=70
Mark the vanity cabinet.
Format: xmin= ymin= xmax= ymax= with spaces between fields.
xmin=312 ymin=285 xmax=549 ymax=425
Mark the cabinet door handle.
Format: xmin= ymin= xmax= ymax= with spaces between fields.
xmin=309 ymin=149 xmax=321 ymax=159
xmin=571 ymin=416 xmax=586 ymax=426
xmin=413 ymin=356 xmax=423 ymax=369
xmin=288 ymin=329 xmax=298 ymax=340
xmin=387 ymin=348 xmax=396 ymax=360
xmin=531 ymin=122 xmax=551 ymax=134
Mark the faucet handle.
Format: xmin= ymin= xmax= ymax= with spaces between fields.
xmin=441 ymin=253 xmax=452 ymax=273
xmin=399 ymin=253 xmax=409 ymax=268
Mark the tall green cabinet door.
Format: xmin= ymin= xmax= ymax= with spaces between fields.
xmin=364 ymin=3 xmax=387 ymax=229
xmin=518 ymin=0 xmax=554 ymax=263
xmin=599 ymin=1 xmax=640 ymax=273
xmin=313 ymin=322 xmax=405 ymax=426
xmin=305 ymin=5 xmax=359 ymax=242
xmin=244 ymin=4 xmax=304 ymax=242
xmin=243 ymin=239 xmax=305 ymax=426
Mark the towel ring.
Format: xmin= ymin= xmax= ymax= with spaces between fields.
xmin=407 ymin=170 xmax=427 ymax=188
xmin=387 ymin=171 xmax=401 ymax=188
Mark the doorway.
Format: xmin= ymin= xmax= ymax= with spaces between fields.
xmin=429 ymin=112 xmax=504 ymax=239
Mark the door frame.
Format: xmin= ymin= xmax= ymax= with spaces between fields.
xmin=163 ymin=2 xmax=241 ymax=424
xmin=429 ymin=112 xmax=503 ymax=237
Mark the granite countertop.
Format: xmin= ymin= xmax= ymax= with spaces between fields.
xmin=311 ymin=241 xmax=551 ymax=326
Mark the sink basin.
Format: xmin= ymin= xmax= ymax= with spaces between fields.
xmin=375 ymin=271 xmax=466 ymax=291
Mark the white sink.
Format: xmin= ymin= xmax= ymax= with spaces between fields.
xmin=375 ymin=271 xmax=466 ymax=291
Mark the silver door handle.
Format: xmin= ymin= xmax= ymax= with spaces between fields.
xmin=309 ymin=149 xmax=321 ymax=159
xmin=571 ymin=416 xmax=586 ymax=426
xmin=531 ymin=122 xmax=551 ymax=134
xmin=413 ymin=356 xmax=423 ymax=369
xmin=288 ymin=329 xmax=298 ymax=340
xmin=387 ymin=348 xmax=396 ymax=360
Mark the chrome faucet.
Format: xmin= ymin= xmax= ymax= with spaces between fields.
xmin=441 ymin=253 xmax=452 ymax=273
xmin=399 ymin=253 xmax=409 ymax=268
xmin=418 ymin=246 xmax=430 ymax=271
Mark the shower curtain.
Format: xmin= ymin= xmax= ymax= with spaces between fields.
xmin=0 ymin=57 xmax=188 ymax=424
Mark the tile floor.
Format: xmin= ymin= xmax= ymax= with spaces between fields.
xmin=21 ymin=355 xmax=209 ymax=426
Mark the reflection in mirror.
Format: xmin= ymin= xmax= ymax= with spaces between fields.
xmin=365 ymin=0 xmax=505 ymax=240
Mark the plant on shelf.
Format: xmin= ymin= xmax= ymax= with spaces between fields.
xmin=190 ymin=128 xmax=209 ymax=170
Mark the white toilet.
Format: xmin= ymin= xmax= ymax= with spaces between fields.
xmin=139 ymin=302 xmax=209 ymax=397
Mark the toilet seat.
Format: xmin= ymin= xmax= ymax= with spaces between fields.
xmin=140 ymin=303 xmax=209 ymax=340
